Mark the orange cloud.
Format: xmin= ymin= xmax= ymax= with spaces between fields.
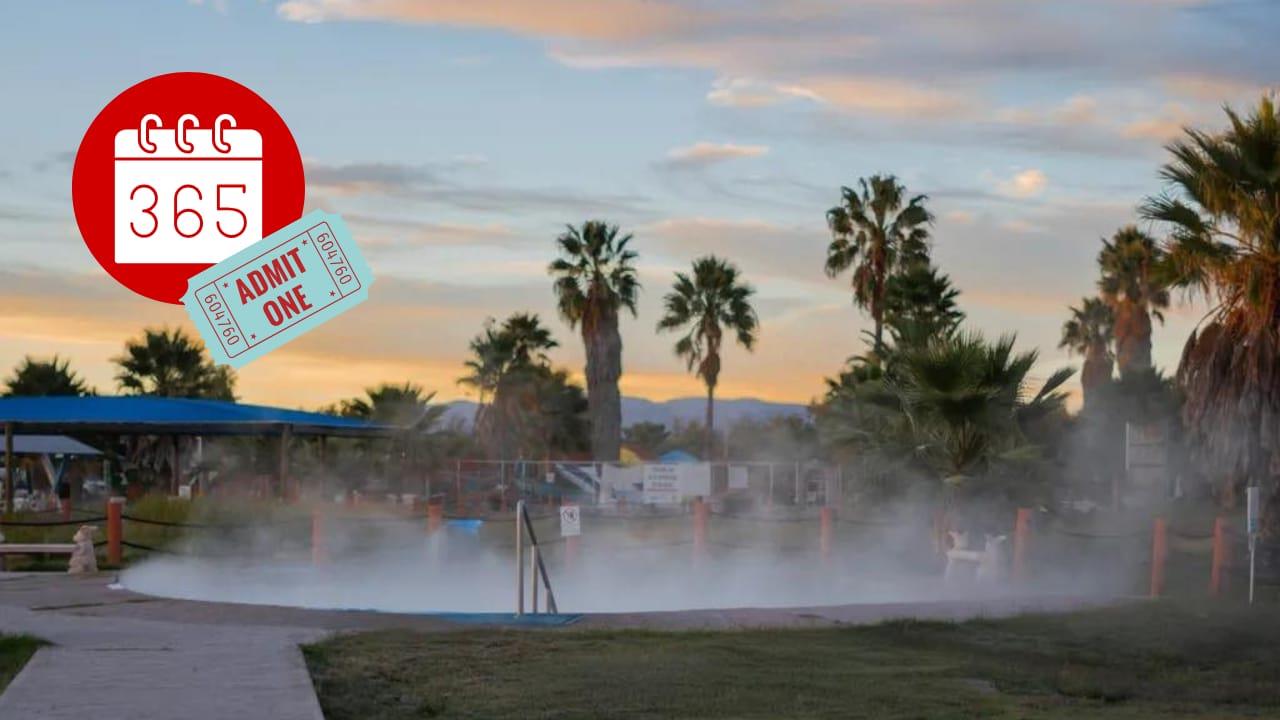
xmin=277 ymin=0 xmax=702 ymax=41
xmin=662 ymin=142 xmax=770 ymax=168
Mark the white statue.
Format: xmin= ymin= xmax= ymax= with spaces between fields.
xmin=945 ymin=531 xmax=1008 ymax=585
xmin=68 ymin=525 xmax=98 ymax=574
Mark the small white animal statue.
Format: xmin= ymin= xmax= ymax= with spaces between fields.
xmin=68 ymin=525 xmax=98 ymax=574
xmin=944 ymin=531 xmax=1008 ymax=585
xmin=976 ymin=534 xmax=1008 ymax=583
xmin=944 ymin=531 xmax=981 ymax=582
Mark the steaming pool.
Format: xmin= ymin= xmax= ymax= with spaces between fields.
xmin=120 ymin=527 xmax=964 ymax=614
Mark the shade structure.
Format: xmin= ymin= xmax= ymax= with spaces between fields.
xmin=9 ymin=434 xmax=102 ymax=456
xmin=0 ymin=396 xmax=396 ymax=438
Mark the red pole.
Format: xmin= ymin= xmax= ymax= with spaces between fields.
xmin=566 ymin=535 xmax=580 ymax=569
xmin=819 ymin=506 xmax=834 ymax=563
xmin=106 ymin=496 xmax=124 ymax=566
xmin=427 ymin=500 xmax=444 ymax=535
xmin=1150 ymin=517 xmax=1168 ymax=598
xmin=692 ymin=497 xmax=708 ymax=559
xmin=311 ymin=508 xmax=328 ymax=565
xmin=1012 ymin=508 xmax=1032 ymax=582
xmin=1210 ymin=516 xmax=1229 ymax=597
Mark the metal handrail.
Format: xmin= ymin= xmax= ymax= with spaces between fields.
xmin=514 ymin=500 xmax=558 ymax=615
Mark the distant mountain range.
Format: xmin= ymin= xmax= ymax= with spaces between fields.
xmin=440 ymin=396 xmax=808 ymax=429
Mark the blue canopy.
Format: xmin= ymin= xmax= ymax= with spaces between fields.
xmin=0 ymin=396 xmax=394 ymax=438
xmin=657 ymin=449 xmax=699 ymax=463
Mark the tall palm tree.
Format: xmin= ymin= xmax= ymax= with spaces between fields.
xmin=825 ymin=175 xmax=933 ymax=353
xmin=549 ymin=221 xmax=639 ymax=461
xmin=1097 ymin=226 xmax=1169 ymax=379
xmin=1142 ymin=95 xmax=1280 ymax=513
xmin=1059 ymin=297 xmax=1115 ymax=408
xmin=656 ymin=256 xmax=759 ymax=458
xmin=4 ymin=355 xmax=93 ymax=396
xmin=114 ymin=327 xmax=236 ymax=399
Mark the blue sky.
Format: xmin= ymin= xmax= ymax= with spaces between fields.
xmin=0 ymin=0 xmax=1274 ymax=408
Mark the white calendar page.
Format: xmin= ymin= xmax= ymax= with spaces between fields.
xmin=113 ymin=122 xmax=262 ymax=264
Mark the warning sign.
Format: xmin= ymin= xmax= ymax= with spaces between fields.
xmin=560 ymin=504 xmax=581 ymax=537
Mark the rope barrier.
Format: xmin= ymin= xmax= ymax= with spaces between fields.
xmin=120 ymin=540 xmax=176 ymax=554
xmin=1044 ymin=526 xmax=1147 ymax=540
xmin=120 ymin=514 xmax=311 ymax=530
xmin=1 ymin=516 xmax=106 ymax=527
xmin=709 ymin=512 xmax=817 ymax=524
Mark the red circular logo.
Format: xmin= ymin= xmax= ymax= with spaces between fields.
xmin=72 ymin=72 xmax=305 ymax=304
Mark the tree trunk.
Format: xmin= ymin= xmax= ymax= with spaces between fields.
xmin=1114 ymin=303 xmax=1152 ymax=380
xmin=583 ymin=307 xmax=622 ymax=461
xmin=704 ymin=381 xmax=715 ymax=461
xmin=1080 ymin=344 xmax=1114 ymax=409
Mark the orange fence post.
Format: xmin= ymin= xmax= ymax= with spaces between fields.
xmin=692 ymin=497 xmax=708 ymax=558
xmin=106 ymin=496 xmax=124 ymax=566
xmin=427 ymin=500 xmax=444 ymax=535
xmin=819 ymin=506 xmax=834 ymax=563
xmin=311 ymin=508 xmax=328 ymax=566
xmin=1210 ymin=516 xmax=1229 ymax=597
xmin=1150 ymin=516 xmax=1168 ymax=598
xmin=1012 ymin=508 xmax=1032 ymax=582
xmin=566 ymin=535 xmax=580 ymax=569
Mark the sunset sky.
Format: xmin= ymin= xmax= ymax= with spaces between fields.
xmin=0 ymin=1 xmax=1274 ymax=411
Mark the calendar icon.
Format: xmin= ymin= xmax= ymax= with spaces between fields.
xmin=113 ymin=113 xmax=262 ymax=264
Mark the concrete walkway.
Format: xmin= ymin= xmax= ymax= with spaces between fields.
xmin=0 ymin=574 xmax=326 ymax=720
xmin=0 ymin=572 xmax=1128 ymax=718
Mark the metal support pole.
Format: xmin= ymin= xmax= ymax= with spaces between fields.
xmin=515 ymin=500 xmax=525 ymax=616
xmin=1249 ymin=535 xmax=1257 ymax=605
xmin=278 ymin=425 xmax=292 ymax=500
xmin=3 ymin=422 xmax=12 ymax=515
xmin=530 ymin=545 xmax=540 ymax=614
xmin=794 ymin=461 xmax=801 ymax=506
xmin=767 ymin=464 xmax=774 ymax=509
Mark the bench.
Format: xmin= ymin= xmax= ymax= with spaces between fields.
xmin=0 ymin=543 xmax=77 ymax=571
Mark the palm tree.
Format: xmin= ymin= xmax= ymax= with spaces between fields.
xmin=823 ymin=332 xmax=1072 ymax=485
xmin=4 ymin=355 xmax=93 ymax=396
xmin=825 ymin=175 xmax=933 ymax=353
xmin=656 ymin=256 xmax=759 ymax=458
xmin=1097 ymin=226 xmax=1169 ymax=379
xmin=549 ymin=221 xmax=639 ymax=462
xmin=114 ymin=327 xmax=236 ymax=399
xmin=1141 ymin=95 xmax=1280 ymax=513
xmin=338 ymin=382 xmax=443 ymax=429
xmin=1059 ymin=297 xmax=1115 ymax=408
xmin=883 ymin=263 xmax=964 ymax=345
xmin=458 ymin=313 xmax=563 ymax=458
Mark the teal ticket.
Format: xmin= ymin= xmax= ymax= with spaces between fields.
xmin=182 ymin=211 xmax=372 ymax=367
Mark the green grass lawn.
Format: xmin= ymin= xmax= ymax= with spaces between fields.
xmin=303 ymin=601 xmax=1280 ymax=720
xmin=0 ymin=635 xmax=44 ymax=694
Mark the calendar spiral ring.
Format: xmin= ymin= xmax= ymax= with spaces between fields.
xmin=138 ymin=113 xmax=162 ymax=154
xmin=176 ymin=114 xmax=200 ymax=153
xmin=213 ymin=114 xmax=236 ymax=154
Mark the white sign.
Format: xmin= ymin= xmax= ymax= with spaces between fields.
xmin=680 ymin=463 xmax=712 ymax=497
xmin=560 ymin=504 xmax=581 ymax=537
xmin=643 ymin=463 xmax=681 ymax=504
xmin=728 ymin=465 xmax=749 ymax=490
